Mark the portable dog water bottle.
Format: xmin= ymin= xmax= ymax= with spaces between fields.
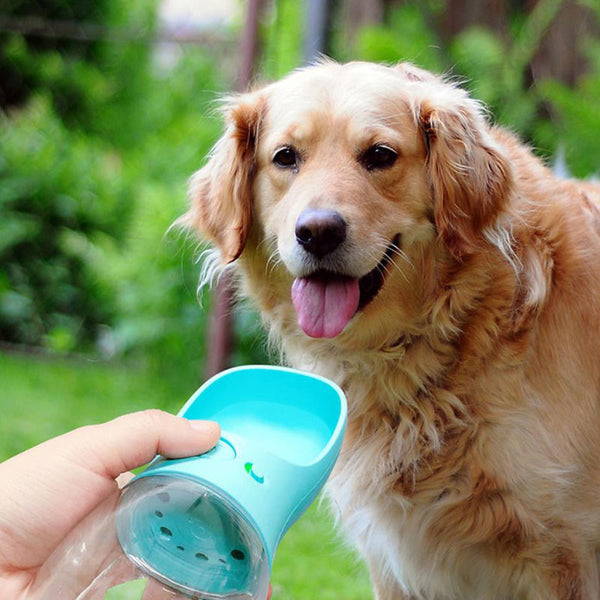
xmin=115 ymin=365 xmax=347 ymax=599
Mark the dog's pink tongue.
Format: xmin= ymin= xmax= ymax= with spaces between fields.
xmin=291 ymin=276 xmax=360 ymax=338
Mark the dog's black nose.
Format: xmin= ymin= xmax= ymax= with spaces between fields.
xmin=295 ymin=209 xmax=347 ymax=258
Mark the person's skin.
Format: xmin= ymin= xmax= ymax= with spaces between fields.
xmin=0 ymin=409 xmax=224 ymax=598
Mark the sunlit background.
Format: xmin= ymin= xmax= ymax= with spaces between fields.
xmin=1 ymin=1 xmax=599 ymax=598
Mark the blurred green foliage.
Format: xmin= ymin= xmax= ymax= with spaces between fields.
xmin=0 ymin=96 xmax=133 ymax=350
xmin=0 ymin=0 xmax=598 ymax=374
xmin=353 ymin=3 xmax=444 ymax=72
xmin=0 ymin=0 xmax=271 ymax=375
xmin=0 ymin=0 xmax=111 ymax=110
xmin=263 ymin=0 xmax=304 ymax=79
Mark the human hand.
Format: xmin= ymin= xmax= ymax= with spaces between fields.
xmin=0 ymin=410 xmax=220 ymax=599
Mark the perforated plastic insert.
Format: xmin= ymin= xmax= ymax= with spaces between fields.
xmin=116 ymin=476 xmax=269 ymax=600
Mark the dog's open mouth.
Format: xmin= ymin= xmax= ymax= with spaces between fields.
xmin=291 ymin=235 xmax=400 ymax=338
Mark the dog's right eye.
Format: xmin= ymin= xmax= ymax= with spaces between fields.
xmin=273 ymin=146 xmax=298 ymax=170
xmin=361 ymin=144 xmax=398 ymax=171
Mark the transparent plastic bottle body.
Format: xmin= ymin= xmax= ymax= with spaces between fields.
xmin=116 ymin=476 xmax=270 ymax=600
xmin=26 ymin=477 xmax=269 ymax=600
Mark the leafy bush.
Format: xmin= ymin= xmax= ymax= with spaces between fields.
xmin=95 ymin=180 xmax=209 ymax=375
xmin=0 ymin=0 xmax=156 ymax=131
xmin=0 ymin=96 xmax=134 ymax=350
xmin=90 ymin=51 xmax=269 ymax=375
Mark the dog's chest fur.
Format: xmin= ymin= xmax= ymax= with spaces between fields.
xmin=297 ymin=351 xmax=550 ymax=600
xmin=271 ymin=312 xmax=576 ymax=600
xmin=277 ymin=337 xmax=469 ymax=589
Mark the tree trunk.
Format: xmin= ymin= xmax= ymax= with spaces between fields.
xmin=339 ymin=0 xmax=387 ymax=49
xmin=529 ymin=1 xmax=600 ymax=86
xmin=439 ymin=0 xmax=509 ymax=41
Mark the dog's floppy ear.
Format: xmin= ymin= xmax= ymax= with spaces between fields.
xmin=184 ymin=93 xmax=264 ymax=263
xmin=420 ymin=94 xmax=513 ymax=259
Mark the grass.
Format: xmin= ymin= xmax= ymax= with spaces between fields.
xmin=0 ymin=351 xmax=372 ymax=599
xmin=0 ymin=351 xmax=191 ymax=460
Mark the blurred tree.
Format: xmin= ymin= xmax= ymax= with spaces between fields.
xmin=337 ymin=0 xmax=394 ymax=49
xmin=537 ymin=35 xmax=600 ymax=177
xmin=0 ymin=0 xmax=157 ymax=148
xmin=440 ymin=0 xmax=509 ymax=40
xmin=529 ymin=0 xmax=600 ymax=86
xmin=0 ymin=0 xmax=106 ymax=108
xmin=0 ymin=1 xmax=164 ymax=355
xmin=0 ymin=97 xmax=133 ymax=351
xmin=305 ymin=0 xmax=336 ymax=60
xmin=439 ymin=0 xmax=599 ymax=87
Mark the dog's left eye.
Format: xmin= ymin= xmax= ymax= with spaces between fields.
xmin=273 ymin=146 xmax=298 ymax=170
xmin=361 ymin=144 xmax=398 ymax=171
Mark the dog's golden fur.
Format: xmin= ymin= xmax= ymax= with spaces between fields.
xmin=184 ymin=61 xmax=600 ymax=599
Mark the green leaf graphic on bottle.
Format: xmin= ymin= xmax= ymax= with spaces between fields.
xmin=244 ymin=462 xmax=264 ymax=484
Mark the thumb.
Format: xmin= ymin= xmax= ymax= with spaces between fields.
xmin=61 ymin=409 xmax=220 ymax=479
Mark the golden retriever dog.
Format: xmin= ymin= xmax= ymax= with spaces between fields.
xmin=182 ymin=61 xmax=600 ymax=599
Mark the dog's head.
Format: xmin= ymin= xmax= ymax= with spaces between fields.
xmin=184 ymin=61 xmax=513 ymax=340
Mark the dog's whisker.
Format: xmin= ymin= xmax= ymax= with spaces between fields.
xmin=390 ymin=245 xmax=415 ymax=272
xmin=255 ymin=236 xmax=283 ymax=276
xmin=256 ymin=236 xmax=274 ymax=256
xmin=385 ymin=257 xmax=411 ymax=284
xmin=266 ymin=251 xmax=283 ymax=276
